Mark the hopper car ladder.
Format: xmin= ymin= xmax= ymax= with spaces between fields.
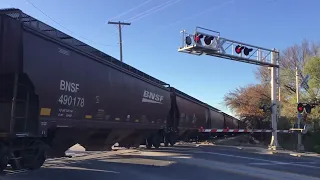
xmin=1 ymin=73 xmax=31 ymax=136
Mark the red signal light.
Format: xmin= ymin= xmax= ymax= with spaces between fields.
xmin=297 ymin=103 xmax=304 ymax=113
xmin=194 ymin=33 xmax=203 ymax=43
xmin=235 ymin=45 xmax=243 ymax=54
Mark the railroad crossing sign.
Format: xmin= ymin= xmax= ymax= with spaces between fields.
xmin=300 ymin=74 xmax=310 ymax=90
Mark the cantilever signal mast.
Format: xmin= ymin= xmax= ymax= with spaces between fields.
xmin=178 ymin=27 xmax=281 ymax=150
xmin=108 ymin=21 xmax=131 ymax=62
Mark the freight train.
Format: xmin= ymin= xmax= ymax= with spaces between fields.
xmin=0 ymin=8 xmax=243 ymax=171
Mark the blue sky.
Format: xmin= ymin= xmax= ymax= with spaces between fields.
xmin=1 ymin=0 xmax=319 ymax=116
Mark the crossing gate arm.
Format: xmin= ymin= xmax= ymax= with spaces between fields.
xmin=198 ymin=128 xmax=294 ymax=133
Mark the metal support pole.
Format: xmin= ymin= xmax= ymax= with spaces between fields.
xmin=269 ymin=50 xmax=279 ymax=150
xmin=108 ymin=21 xmax=131 ymax=62
xmin=278 ymin=56 xmax=281 ymax=118
xmin=296 ymin=65 xmax=304 ymax=151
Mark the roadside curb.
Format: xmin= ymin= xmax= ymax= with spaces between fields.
xmin=271 ymin=151 xmax=320 ymax=158
xmin=175 ymin=143 xmax=200 ymax=147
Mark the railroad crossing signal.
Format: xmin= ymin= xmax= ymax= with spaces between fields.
xmin=178 ymin=27 xmax=279 ymax=67
xmin=178 ymin=26 xmax=280 ymax=150
xmin=235 ymin=45 xmax=253 ymax=56
xmin=204 ymin=36 xmax=214 ymax=45
xmin=260 ymin=104 xmax=274 ymax=113
xmin=189 ymin=33 xmax=216 ymax=47
xmin=297 ymin=103 xmax=304 ymax=113
xmin=305 ymin=104 xmax=312 ymax=114
xmin=297 ymin=103 xmax=314 ymax=114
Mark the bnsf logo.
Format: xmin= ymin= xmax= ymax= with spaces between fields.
xmin=142 ymin=90 xmax=164 ymax=104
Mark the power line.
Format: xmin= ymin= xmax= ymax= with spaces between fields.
xmin=89 ymin=0 xmax=154 ymax=43
xmin=130 ymin=0 xmax=181 ymax=23
xmin=127 ymin=0 xmax=278 ymax=40
xmin=125 ymin=0 xmax=234 ymax=39
xmin=125 ymin=0 xmax=180 ymax=22
xmin=24 ymin=0 xmax=113 ymax=47
xmin=107 ymin=0 xmax=153 ymax=22
xmin=93 ymin=0 xmax=180 ymax=40
xmin=108 ymin=21 xmax=131 ymax=62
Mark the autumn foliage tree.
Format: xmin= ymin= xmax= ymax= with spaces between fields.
xmin=224 ymin=84 xmax=271 ymax=128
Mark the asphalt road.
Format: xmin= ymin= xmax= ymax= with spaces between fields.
xmin=1 ymin=144 xmax=320 ymax=180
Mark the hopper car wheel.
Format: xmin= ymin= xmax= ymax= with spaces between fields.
xmin=0 ymin=145 xmax=9 ymax=172
xmin=167 ymin=134 xmax=176 ymax=147
xmin=164 ymin=135 xmax=169 ymax=147
xmin=152 ymin=135 xmax=161 ymax=149
xmin=146 ymin=137 xmax=153 ymax=149
xmin=22 ymin=142 xmax=47 ymax=170
xmin=164 ymin=142 xmax=169 ymax=147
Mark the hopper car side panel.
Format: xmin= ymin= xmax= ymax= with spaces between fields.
xmin=232 ymin=118 xmax=239 ymax=129
xmin=22 ymin=29 xmax=171 ymax=130
xmin=174 ymin=95 xmax=209 ymax=130
xmin=0 ymin=15 xmax=22 ymax=74
xmin=209 ymin=110 xmax=224 ymax=129
xmin=238 ymin=120 xmax=245 ymax=129
xmin=224 ymin=116 xmax=234 ymax=129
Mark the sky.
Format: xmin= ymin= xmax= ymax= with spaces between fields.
xmin=1 ymin=0 xmax=319 ymax=117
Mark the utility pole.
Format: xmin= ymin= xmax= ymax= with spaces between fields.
xmin=108 ymin=21 xmax=131 ymax=62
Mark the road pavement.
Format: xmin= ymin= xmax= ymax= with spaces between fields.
xmin=1 ymin=144 xmax=320 ymax=180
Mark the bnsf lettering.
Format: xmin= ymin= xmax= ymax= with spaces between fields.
xmin=143 ymin=90 xmax=164 ymax=102
xmin=60 ymin=80 xmax=79 ymax=93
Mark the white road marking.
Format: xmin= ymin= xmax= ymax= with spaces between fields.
xmin=136 ymin=151 xmax=320 ymax=180
xmin=250 ymin=162 xmax=318 ymax=166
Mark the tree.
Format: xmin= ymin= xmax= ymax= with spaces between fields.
xmin=223 ymin=84 xmax=271 ymax=128
xmin=303 ymin=56 xmax=320 ymax=124
xmin=225 ymin=39 xmax=320 ymax=130
xmin=304 ymin=56 xmax=320 ymax=97
xmin=254 ymin=40 xmax=320 ymax=119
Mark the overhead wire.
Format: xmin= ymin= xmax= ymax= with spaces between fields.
xmin=24 ymin=0 xmax=114 ymax=47
xmin=128 ymin=0 xmax=279 ymax=40
xmin=130 ymin=0 xmax=181 ymax=23
xmin=92 ymin=0 xmax=162 ymax=41
xmin=95 ymin=0 xmax=182 ymax=39
xmin=125 ymin=0 xmax=181 ymax=22
xmin=107 ymin=0 xmax=153 ymax=22
xmin=126 ymin=0 xmax=234 ymax=39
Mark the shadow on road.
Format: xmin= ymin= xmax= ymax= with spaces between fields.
xmin=1 ymin=148 xmax=261 ymax=180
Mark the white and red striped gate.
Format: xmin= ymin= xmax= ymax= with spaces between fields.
xmin=199 ymin=127 xmax=295 ymax=133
